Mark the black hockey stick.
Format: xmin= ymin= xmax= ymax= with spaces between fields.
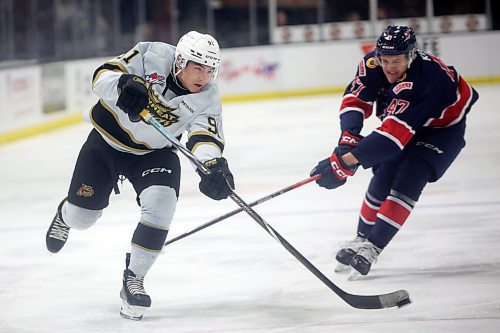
xmin=164 ymin=175 xmax=320 ymax=246
xmin=140 ymin=110 xmax=411 ymax=310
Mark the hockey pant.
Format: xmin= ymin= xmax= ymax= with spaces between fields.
xmin=63 ymin=129 xmax=181 ymax=277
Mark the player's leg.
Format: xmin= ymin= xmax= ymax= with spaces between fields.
xmin=119 ymin=148 xmax=181 ymax=320
xmin=350 ymin=122 xmax=466 ymax=275
xmin=366 ymin=120 xmax=466 ymax=249
xmin=46 ymin=130 xmax=118 ymax=253
xmin=335 ymin=160 xmax=397 ymax=271
xmin=356 ymin=161 xmax=400 ymax=238
xmin=350 ymin=155 xmax=433 ymax=275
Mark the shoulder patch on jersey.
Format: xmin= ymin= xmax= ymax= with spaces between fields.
xmin=366 ymin=57 xmax=377 ymax=69
xmin=146 ymin=72 xmax=166 ymax=85
xmin=393 ymin=81 xmax=413 ymax=94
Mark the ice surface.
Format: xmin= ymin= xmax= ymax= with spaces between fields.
xmin=1 ymin=85 xmax=499 ymax=332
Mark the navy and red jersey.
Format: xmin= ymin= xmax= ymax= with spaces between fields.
xmin=339 ymin=50 xmax=479 ymax=169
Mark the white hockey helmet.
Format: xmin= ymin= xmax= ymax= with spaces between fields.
xmin=174 ymin=31 xmax=221 ymax=80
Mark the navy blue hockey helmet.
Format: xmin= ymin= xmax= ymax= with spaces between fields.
xmin=375 ymin=25 xmax=417 ymax=60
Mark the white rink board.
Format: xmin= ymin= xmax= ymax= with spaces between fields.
xmin=217 ymin=41 xmax=362 ymax=95
xmin=0 ymin=66 xmax=42 ymax=132
xmin=217 ymin=31 xmax=500 ymax=95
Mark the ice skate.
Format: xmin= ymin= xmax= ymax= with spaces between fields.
xmin=334 ymin=236 xmax=365 ymax=273
xmin=349 ymin=240 xmax=382 ymax=276
xmin=46 ymin=199 xmax=70 ymax=253
xmin=120 ymin=254 xmax=151 ymax=320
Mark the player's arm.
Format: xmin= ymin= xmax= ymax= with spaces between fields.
xmin=339 ymin=57 xmax=379 ymax=135
xmin=91 ymin=43 xmax=149 ymax=121
xmin=186 ymin=117 xmax=225 ymax=162
xmin=187 ymin=111 xmax=234 ymax=201
xmin=92 ymin=43 xmax=147 ymax=97
xmin=310 ymin=57 xmax=376 ymax=189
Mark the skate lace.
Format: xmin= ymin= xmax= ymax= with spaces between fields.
xmin=127 ymin=275 xmax=147 ymax=296
xmin=49 ymin=216 xmax=69 ymax=241
xmin=356 ymin=241 xmax=381 ymax=264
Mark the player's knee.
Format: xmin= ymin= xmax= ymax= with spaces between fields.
xmin=138 ymin=185 xmax=177 ymax=230
xmin=62 ymin=201 xmax=102 ymax=230
xmin=393 ymin=156 xmax=434 ymax=201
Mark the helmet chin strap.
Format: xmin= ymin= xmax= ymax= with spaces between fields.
xmin=406 ymin=49 xmax=417 ymax=69
xmin=170 ymin=64 xmax=190 ymax=92
xmin=174 ymin=68 xmax=182 ymax=78
xmin=172 ymin=63 xmax=183 ymax=82
xmin=172 ymin=61 xmax=181 ymax=77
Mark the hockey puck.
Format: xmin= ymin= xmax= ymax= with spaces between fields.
xmin=397 ymin=297 xmax=412 ymax=308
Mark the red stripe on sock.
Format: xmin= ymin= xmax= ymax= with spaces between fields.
xmin=360 ymin=199 xmax=378 ymax=223
xmin=378 ymin=197 xmax=412 ymax=226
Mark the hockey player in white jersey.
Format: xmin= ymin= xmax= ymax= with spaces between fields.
xmin=45 ymin=31 xmax=234 ymax=320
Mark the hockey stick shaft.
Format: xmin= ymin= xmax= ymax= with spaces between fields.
xmin=164 ymin=174 xmax=320 ymax=246
xmin=140 ymin=110 xmax=410 ymax=310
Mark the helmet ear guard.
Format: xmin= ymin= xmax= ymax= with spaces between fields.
xmin=375 ymin=25 xmax=417 ymax=67
xmin=174 ymin=31 xmax=221 ymax=79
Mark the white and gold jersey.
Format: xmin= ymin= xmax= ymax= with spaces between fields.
xmin=84 ymin=41 xmax=225 ymax=162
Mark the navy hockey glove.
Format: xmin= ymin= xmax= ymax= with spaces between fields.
xmin=337 ymin=130 xmax=363 ymax=155
xmin=116 ymin=74 xmax=148 ymax=122
xmin=310 ymin=148 xmax=357 ymax=189
xmin=198 ymin=157 xmax=235 ymax=200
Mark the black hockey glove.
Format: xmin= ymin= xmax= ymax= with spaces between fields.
xmin=116 ymin=74 xmax=148 ymax=122
xmin=198 ymin=157 xmax=235 ymax=200
xmin=310 ymin=148 xmax=357 ymax=190
xmin=337 ymin=130 xmax=363 ymax=155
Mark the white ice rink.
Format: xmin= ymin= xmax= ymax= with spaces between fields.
xmin=1 ymin=84 xmax=500 ymax=332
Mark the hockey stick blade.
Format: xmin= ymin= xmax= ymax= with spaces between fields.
xmin=140 ymin=110 xmax=411 ymax=310
xmin=164 ymin=174 xmax=320 ymax=246
xmin=344 ymin=289 xmax=411 ymax=309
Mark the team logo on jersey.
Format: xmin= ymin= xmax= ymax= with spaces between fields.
xmin=366 ymin=57 xmax=377 ymax=69
xmin=146 ymin=72 xmax=166 ymax=85
xmin=76 ymin=183 xmax=94 ymax=197
xmin=147 ymin=88 xmax=179 ymax=127
xmin=393 ymin=81 xmax=413 ymax=94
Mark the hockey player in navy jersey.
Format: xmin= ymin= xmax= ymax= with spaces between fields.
xmin=45 ymin=31 xmax=234 ymax=320
xmin=310 ymin=26 xmax=478 ymax=276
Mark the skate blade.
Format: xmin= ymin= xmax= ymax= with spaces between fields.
xmin=120 ymin=300 xmax=146 ymax=321
xmin=334 ymin=263 xmax=352 ymax=273
xmin=347 ymin=269 xmax=363 ymax=281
